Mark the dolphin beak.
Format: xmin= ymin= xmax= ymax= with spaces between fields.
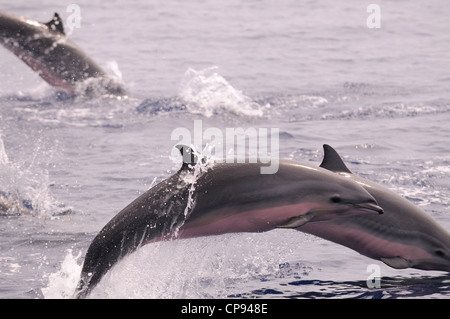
xmin=353 ymin=202 xmax=384 ymax=215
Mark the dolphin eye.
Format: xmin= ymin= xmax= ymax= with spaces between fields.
xmin=435 ymin=250 xmax=446 ymax=258
xmin=330 ymin=195 xmax=342 ymax=203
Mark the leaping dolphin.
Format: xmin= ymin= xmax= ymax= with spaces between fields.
xmin=298 ymin=144 xmax=450 ymax=272
xmin=0 ymin=11 xmax=126 ymax=97
xmin=74 ymin=145 xmax=383 ymax=298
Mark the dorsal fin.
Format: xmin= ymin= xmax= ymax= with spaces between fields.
xmin=45 ymin=12 xmax=65 ymax=35
xmin=176 ymin=145 xmax=199 ymax=170
xmin=319 ymin=144 xmax=352 ymax=174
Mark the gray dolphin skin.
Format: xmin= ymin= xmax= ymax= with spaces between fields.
xmin=0 ymin=11 xmax=126 ymax=96
xmin=298 ymin=144 xmax=450 ymax=272
xmin=74 ymin=145 xmax=383 ymax=298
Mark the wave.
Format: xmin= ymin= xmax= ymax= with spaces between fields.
xmin=256 ymin=87 xmax=450 ymax=122
xmin=252 ymin=274 xmax=450 ymax=299
xmin=7 ymin=71 xmax=448 ymax=126
xmin=2 ymin=91 xmax=139 ymax=128
xmin=320 ymin=102 xmax=450 ymax=120
xmin=375 ymin=158 xmax=450 ymax=209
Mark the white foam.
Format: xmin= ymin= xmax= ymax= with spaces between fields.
xmin=179 ymin=67 xmax=266 ymax=117
xmin=105 ymin=60 xmax=123 ymax=80
xmin=41 ymin=249 xmax=82 ymax=299
xmin=0 ymin=257 xmax=21 ymax=275
xmin=89 ymin=230 xmax=309 ymax=299
xmin=0 ymin=133 xmax=8 ymax=165
xmin=0 ymin=137 xmax=70 ymax=216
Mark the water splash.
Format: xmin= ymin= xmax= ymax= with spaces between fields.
xmin=0 ymin=136 xmax=72 ymax=216
xmin=170 ymin=144 xmax=214 ymax=237
xmin=0 ymin=134 xmax=7 ymax=164
xmin=179 ymin=67 xmax=267 ymax=117
xmin=105 ymin=60 xmax=123 ymax=81
xmin=89 ymin=231 xmax=304 ymax=299
xmin=73 ymin=76 xmax=128 ymax=100
xmin=41 ymin=249 xmax=82 ymax=299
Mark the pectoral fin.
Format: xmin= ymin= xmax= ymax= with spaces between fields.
xmin=277 ymin=214 xmax=313 ymax=229
xmin=380 ymin=257 xmax=411 ymax=269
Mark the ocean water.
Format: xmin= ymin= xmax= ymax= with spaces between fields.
xmin=0 ymin=0 xmax=450 ymax=299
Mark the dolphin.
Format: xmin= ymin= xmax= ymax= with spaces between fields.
xmin=74 ymin=145 xmax=383 ymax=298
xmin=0 ymin=11 xmax=126 ymax=97
xmin=298 ymin=144 xmax=450 ymax=272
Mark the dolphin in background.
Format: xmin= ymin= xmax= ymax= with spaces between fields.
xmin=74 ymin=145 xmax=383 ymax=298
xmin=0 ymin=11 xmax=126 ymax=97
xmin=298 ymin=144 xmax=450 ymax=273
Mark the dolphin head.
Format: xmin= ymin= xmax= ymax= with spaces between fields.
xmin=410 ymin=246 xmax=450 ymax=273
xmin=380 ymin=236 xmax=450 ymax=273
xmin=313 ymin=144 xmax=450 ymax=273
xmin=368 ymin=184 xmax=450 ymax=273
xmin=284 ymin=178 xmax=384 ymax=227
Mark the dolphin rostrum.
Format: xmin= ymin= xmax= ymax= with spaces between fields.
xmin=298 ymin=144 xmax=450 ymax=272
xmin=74 ymin=145 xmax=383 ymax=298
xmin=0 ymin=11 xmax=126 ymax=97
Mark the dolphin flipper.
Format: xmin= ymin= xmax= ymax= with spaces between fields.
xmin=380 ymin=257 xmax=411 ymax=269
xmin=277 ymin=214 xmax=313 ymax=229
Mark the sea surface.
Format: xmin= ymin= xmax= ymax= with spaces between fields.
xmin=0 ymin=0 xmax=449 ymax=299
